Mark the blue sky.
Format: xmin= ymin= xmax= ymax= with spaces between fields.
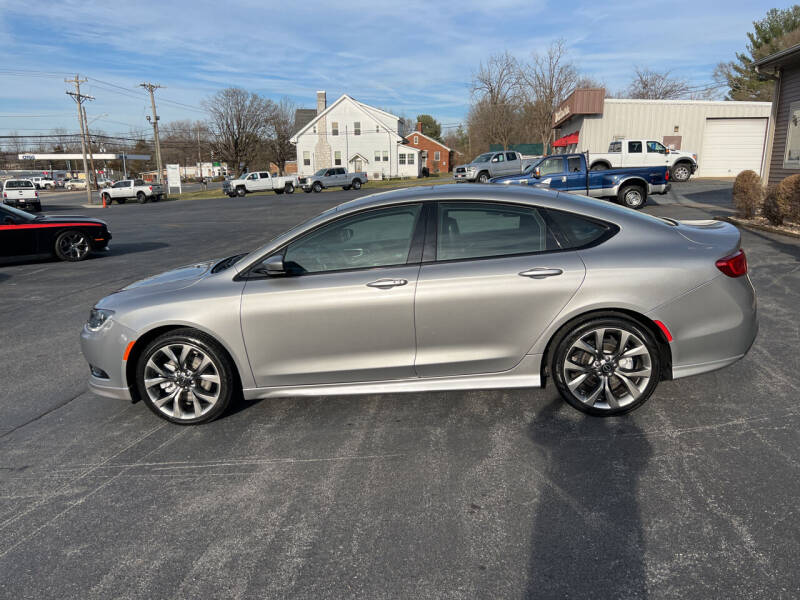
xmin=0 ymin=0 xmax=787 ymax=139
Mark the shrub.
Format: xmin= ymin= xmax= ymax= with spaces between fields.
xmin=762 ymin=185 xmax=783 ymax=225
xmin=211 ymin=175 xmax=225 ymax=182
xmin=777 ymin=173 xmax=800 ymax=223
xmin=732 ymin=170 xmax=762 ymax=218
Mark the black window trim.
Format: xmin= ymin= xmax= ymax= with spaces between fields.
xmin=236 ymin=201 xmax=427 ymax=280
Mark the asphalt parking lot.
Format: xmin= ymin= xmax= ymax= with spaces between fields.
xmin=1 ymin=181 xmax=798 ymax=599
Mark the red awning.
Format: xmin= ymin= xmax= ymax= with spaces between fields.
xmin=552 ymin=132 xmax=579 ymax=147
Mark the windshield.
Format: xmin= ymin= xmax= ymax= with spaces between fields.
xmin=472 ymin=153 xmax=494 ymax=163
xmin=314 ymin=168 xmax=328 ymax=176
xmin=211 ymin=253 xmax=248 ymax=273
xmin=0 ymin=204 xmax=37 ymax=221
xmin=236 ymin=172 xmax=249 ymax=180
xmin=522 ymin=158 xmax=547 ymax=175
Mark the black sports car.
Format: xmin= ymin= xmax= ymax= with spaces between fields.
xmin=0 ymin=204 xmax=112 ymax=262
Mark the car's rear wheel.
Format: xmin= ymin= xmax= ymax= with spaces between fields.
xmin=285 ymin=183 xmax=294 ymax=194
xmin=352 ymin=179 xmax=362 ymax=190
xmin=312 ymin=182 xmax=322 ymax=193
xmin=671 ymin=162 xmax=692 ymax=182
xmin=137 ymin=191 xmax=147 ymax=204
xmin=54 ymin=229 xmax=91 ymax=261
xmin=33 ymin=202 xmax=42 ymax=212
xmin=136 ymin=328 xmax=234 ymax=425
xmin=551 ymin=315 xmax=661 ymax=416
xmin=618 ymin=184 xmax=646 ymax=209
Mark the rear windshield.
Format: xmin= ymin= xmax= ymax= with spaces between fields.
xmin=5 ymin=180 xmax=34 ymax=189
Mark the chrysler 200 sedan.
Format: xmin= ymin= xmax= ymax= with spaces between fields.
xmin=81 ymin=184 xmax=757 ymax=424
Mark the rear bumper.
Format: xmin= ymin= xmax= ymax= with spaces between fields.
xmin=650 ymin=182 xmax=671 ymax=195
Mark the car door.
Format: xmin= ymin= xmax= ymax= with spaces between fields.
xmin=646 ymin=141 xmax=668 ymax=167
xmin=489 ymin=152 xmax=505 ymax=176
xmin=532 ymin=156 xmax=567 ymax=191
xmin=109 ymin=180 xmax=127 ymax=199
xmin=506 ymin=152 xmax=520 ymax=175
xmin=0 ymin=208 xmax=37 ymax=256
xmin=625 ymin=141 xmax=643 ymax=166
xmin=413 ymin=201 xmax=585 ymax=377
xmin=240 ymin=203 xmax=425 ymax=387
xmin=258 ymin=172 xmax=272 ymax=191
xmin=563 ymin=156 xmax=589 ymax=194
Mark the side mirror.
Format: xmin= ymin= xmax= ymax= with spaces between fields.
xmin=533 ymin=167 xmax=541 ymax=178
xmin=665 ymin=148 xmax=670 ymax=154
xmin=261 ymin=254 xmax=286 ymax=276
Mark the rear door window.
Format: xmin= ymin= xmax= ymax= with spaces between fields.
xmin=545 ymin=208 xmax=613 ymax=248
xmin=506 ymin=152 xmax=517 ymax=161
xmin=567 ymin=157 xmax=583 ymax=172
xmin=436 ymin=202 xmax=559 ymax=261
xmin=628 ymin=141 xmax=643 ymax=153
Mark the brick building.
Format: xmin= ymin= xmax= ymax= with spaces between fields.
xmin=404 ymin=122 xmax=453 ymax=173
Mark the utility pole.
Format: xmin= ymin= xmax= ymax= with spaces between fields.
xmin=197 ymin=123 xmax=202 ymax=178
xmin=140 ymin=82 xmax=163 ymax=182
xmin=65 ymin=74 xmax=93 ymax=205
xmin=81 ymin=104 xmax=99 ymax=192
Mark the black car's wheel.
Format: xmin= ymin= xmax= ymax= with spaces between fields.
xmin=551 ymin=314 xmax=661 ymax=416
xmin=136 ymin=328 xmax=235 ymax=425
xmin=285 ymin=183 xmax=294 ymax=194
xmin=54 ymin=229 xmax=91 ymax=262
xmin=312 ymin=182 xmax=323 ymax=193
xmin=236 ymin=186 xmax=247 ymax=197
xmin=671 ymin=162 xmax=692 ymax=182
xmin=352 ymin=179 xmax=362 ymax=190
xmin=477 ymin=171 xmax=489 ymax=183
xmin=618 ymin=184 xmax=646 ymax=209
xmin=137 ymin=191 xmax=147 ymax=204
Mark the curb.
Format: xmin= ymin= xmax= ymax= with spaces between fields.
xmin=724 ymin=216 xmax=800 ymax=239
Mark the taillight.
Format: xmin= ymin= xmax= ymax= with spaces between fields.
xmin=148 ymin=186 xmax=152 ymax=191
xmin=665 ymin=169 xmax=669 ymax=181
xmin=716 ymin=249 xmax=748 ymax=277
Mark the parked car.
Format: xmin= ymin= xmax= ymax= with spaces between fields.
xmin=1 ymin=204 xmax=111 ymax=261
xmin=2 ymin=178 xmax=41 ymax=212
xmin=222 ymin=171 xmax=299 ymax=197
xmin=100 ymin=179 xmax=164 ymax=204
xmin=65 ymin=178 xmax=87 ymax=191
xmin=491 ymin=153 xmax=671 ymax=209
xmin=80 ymin=184 xmax=756 ymax=424
xmin=298 ymin=167 xmax=368 ymax=193
xmin=453 ymin=151 xmax=540 ymax=183
xmin=588 ymin=139 xmax=698 ymax=182
xmin=96 ymin=177 xmax=113 ymax=188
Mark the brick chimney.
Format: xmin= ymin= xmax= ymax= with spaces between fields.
xmin=316 ymin=90 xmax=327 ymax=115
xmin=415 ymin=121 xmax=423 ymax=132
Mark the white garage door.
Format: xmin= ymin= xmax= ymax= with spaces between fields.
xmin=700 ymin=118 xmax=767 ymax=177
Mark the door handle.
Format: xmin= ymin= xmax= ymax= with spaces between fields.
xmin=519 ymin=268 xmax=563 ymax=279
xmin=366 ymin=278 xmax=408 ymax=289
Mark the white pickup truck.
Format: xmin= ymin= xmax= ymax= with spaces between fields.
xmin=588 ymin=139 xmax=698 ymax=182
xmin=100 ymin=179 xmax=164 ymax=204
xmin=2 ymin=179 xmax=41 ymax=212
xmin=223 ymin=171 xmax=299 ymax=197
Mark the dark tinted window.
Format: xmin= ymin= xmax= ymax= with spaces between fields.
xmin=506 ymin=152 xmax=517 ymax=161
xmin=546 ymin=209 xmax=611 ymax=248
xmin=259 ymin=172 xmax=270 ymax=178
xmin=628 ymin=141 xmax=642 ymax=153
xmin=437 ymin=202 xmax=558 ymax=261
xmin=134 ymin=179 xmax=145 ymax=186
xmin=567 ymin=157 xmax=583 ymax=172
xmin=284 ymin=204 xmax=422 ymax=274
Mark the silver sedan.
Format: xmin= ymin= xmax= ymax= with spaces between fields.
xmin=81 ymin=184 xmax=757 ymax=424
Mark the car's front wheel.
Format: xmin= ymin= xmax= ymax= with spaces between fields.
xmin=137 ymin=192 xmax=147 ymax=204
xmin=136 ymin=329 xmax=235 ymax=425
xmin=551 ymin=315 xmax=661 ymax=416
xmin=671 ymin=163 xmax=692 ymax=182
xmin=477 ymin=172 xmax=489 ymax=183
xmin=236 ymin=187 xmax=247 ymax=197
xmin=312 ymin=182 xmax=322 ymax=193
xmin=54 ymin=229 xmax=91 ymax=261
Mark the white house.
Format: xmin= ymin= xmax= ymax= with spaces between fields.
xmin=291 ymin=91 xmax=421 ymax=179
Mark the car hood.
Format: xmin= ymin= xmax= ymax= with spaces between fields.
xmin=35 ymin=214 xmax=108 ymax=226
xmin=455 ymin=162 xmax=484 ymax=171
xmin=489 ymin=173 xmax=532 ymax=184
xmin=121 ymin=259 xmax=218 ymax=292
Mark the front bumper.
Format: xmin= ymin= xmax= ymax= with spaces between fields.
xmin=80 ymin=318 xmax=138 ymax=401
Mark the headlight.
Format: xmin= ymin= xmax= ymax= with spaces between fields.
xmin=467 ymin=166 xmax=476 ymax=172
xmin=87 ymin=308 xmax=114 ymax=331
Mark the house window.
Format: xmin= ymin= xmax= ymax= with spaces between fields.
xmin=332 ymin=122 xmax=339 ymax=136
xmin=303 ymin=151 xmax=310 ymax=166
xmin=408 ymin=153 xmax=414 ymax=165
xmin=382 ymin=151 xmax=388 ymax=162
xmin=354 ymin=122 xmax=361 ymax=135
xmin=413 ymin=136 xmax=419 ymax=145
xmin=334 ymin=151 xmax=342 ymax=166
xmin=375 ymin=150 xmax=381 ymax=162
xmin=399 ymin=153 xmax=406 ymax=165
xmin=784 ymin=100 xmax=800 ymax=169
xmin=434 ymin=151 xmax=440 ymax=162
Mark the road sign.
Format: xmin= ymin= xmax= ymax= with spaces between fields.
xmin=166 ymin=164 xmax=181 ymax=194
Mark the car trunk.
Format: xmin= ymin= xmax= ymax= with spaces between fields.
xmin=673 ymin=219 xmax=741 ymax=256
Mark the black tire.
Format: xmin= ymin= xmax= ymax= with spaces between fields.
xmin=671 ymin=162 xmax=692 ymax=182
xmin=343 ymin=185 xmax=351 ymax=191
xmin=285 ymin=183 xmax=294 ymax=194
xmin=303 ymin=187 xmax=313 ymax=193
xmin=618 ymin=183 xmax=646 ymax=209
xmin=312 ymin=182 xmax=322 ymax=193
xmin=477 ymin=171 xmax=489 ymax=183
xmin=54 ymin=229 xmax=91 ymax=262
xmin=550 ymin=314 xmax=661 ymax=417
xmin=352 ymin=179 xmax=362 ymax=190
xmin=137 ymin=191 xmax=147 ymax=204
xmin=135 ymin=328 xmax=235 ymax=425
xmin=236 ymin=186 xmax=246 ymax=197
xmin=591 ymin=163 xmax=609 ymax=171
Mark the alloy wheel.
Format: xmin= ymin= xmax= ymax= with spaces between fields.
xmin=58 ymin=232 xmax=90 ymax=260
xmin=561 ymin=327 xmax=653 ymax=411
xmin=144 ymin=342 xmax=222 ymax=421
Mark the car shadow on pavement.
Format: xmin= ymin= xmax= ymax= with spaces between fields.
xmin=679 ymin=189 xmax=734 ymax=210
xmin=524 ymin=397 xmax=651 ymax=599
xmin=105 ymin=242 xmax=170 ymax=256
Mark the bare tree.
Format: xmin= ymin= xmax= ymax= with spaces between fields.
xmin=203 ymin=88 xmax=276 ymax=175
xmin=470 ymin=51 xmax=521 ymax=151
xmin=627 ymin=67 xmax=692 ymax=99
xmin=518 ymin=40 xmax=578 ymax=149
xmin=263 ymin=98 xmax=297 ymax=175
